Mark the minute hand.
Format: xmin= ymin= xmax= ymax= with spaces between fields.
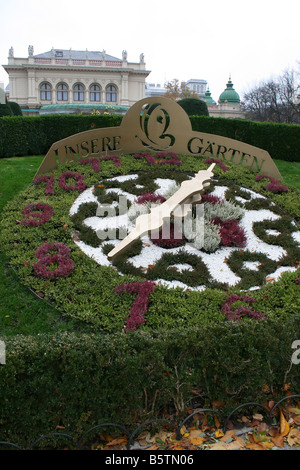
xmin=107 ymin=163 xmax=215 ymax=260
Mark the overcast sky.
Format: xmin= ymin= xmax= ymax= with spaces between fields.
xmin=0 ymin=0 xmax=299 ymax=101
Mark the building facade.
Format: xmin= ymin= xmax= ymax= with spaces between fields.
xmin=184 ymin=78 xmax=207 ymax=99
xmin=204 ymin=77 xmax=245 ymax=119
xmin=2 ymin=46 xmax=150 ymax=115
xmin=145 ymin=77 xmax=245 ymax=119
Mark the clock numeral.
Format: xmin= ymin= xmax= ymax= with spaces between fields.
xmin=115 ymin=280 xmax=156 ymax=331
xmin=20 ymin=202 xmax=54 ymax=226
xmin=33 ymin=242 xmax=74 ymax=279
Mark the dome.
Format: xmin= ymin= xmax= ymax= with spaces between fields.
xmin=203 ymin=87 xmax=216 ymax=105
xmin=219 ymin=77 xmax=240 ymax=104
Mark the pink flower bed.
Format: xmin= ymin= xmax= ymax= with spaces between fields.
xmin=115 ymin=280 xmax=156 ymax=331
xmin=256 ymin=174 xmax=288 ymax=193
xmin=33 ymin=242 xmax=74 ymax=279
xmin=58 ymin=171 xmax=86 ymax=192
xmin=212 ymin=217 xmax=247 ymax=248
xmin=33 ymin=174 xmax=55 ymax=195
xmin=205 ymin=157 xmax=229 ymax=172
xmin=21 ymin=202 xmax=54 ymax=227
xmin=221 ymin=294 xmax=265 ymax=321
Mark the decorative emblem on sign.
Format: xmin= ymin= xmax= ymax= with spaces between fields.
xmin=137 ymin=102 xmax=175 ymax=150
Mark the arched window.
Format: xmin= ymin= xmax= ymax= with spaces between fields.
xmin=73 ymin=83 xmax=85 ymax=102
xmin=106 ymin=84 xmax=117 ymax=102
xmin=57 ymin=83 xmax=68 ymax=101
xmin=90 ymin=84 xmax=101 ymax=102
xmin=40 ymin=82 xmax=52 ymax=101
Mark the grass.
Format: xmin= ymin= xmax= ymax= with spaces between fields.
xmin=274 ymin=159 xmax=300 ymax=190
xmin=0 ymin=155 xmax=299 ymax=336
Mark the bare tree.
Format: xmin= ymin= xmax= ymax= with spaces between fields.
xmin=243 ymin=68 xmax=300 ymax=123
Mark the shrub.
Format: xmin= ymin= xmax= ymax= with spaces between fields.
xmin=0 ymin=320 xmax=299 ymax=446
xmin=8 ymin=101 xmax=22 ymax=116
xmin=189 ymin=116 xmax=300 ymax=162
xmin=0 ymin=104 xmax=12 ymax=116
xmin=0 ymin=112 xmax=300 ymax=162
xmin=178 ymin=98 xmax=209 ymax=116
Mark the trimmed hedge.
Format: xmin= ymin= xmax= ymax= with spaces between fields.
xmin=177 ymin=98 xmax=209 ymax=116
xmin=0 ymin=114 xmax=122 ymax=157
xmin=0 ymin=113 xmax=300 ymax=162
xmin=190 ymin=116 xmax=300 ymax=162
xmin=1 ymin=318 xmax=299 ymax=447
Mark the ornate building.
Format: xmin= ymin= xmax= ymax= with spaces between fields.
xmin=204 ymin=77 xmax=245 ymax=119
xmin=2 ymin=46 xmax=150 ymax=115
xmin=145 ymin=76 xmax=245 ymax=119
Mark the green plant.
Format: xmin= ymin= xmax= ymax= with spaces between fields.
xmin=0 ymin=104 xmax=12 ymax=117
xmin=177 ymin=98 xmax=209 ymax=116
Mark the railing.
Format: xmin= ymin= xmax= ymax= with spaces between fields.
xmin=33 ymin=58 xmax=123 ymax=67
xmin=0 ymin=394 xmax=299 ymax=450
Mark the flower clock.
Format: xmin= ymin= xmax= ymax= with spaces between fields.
xmin=1 ymin=153 xmax=299 ymax=333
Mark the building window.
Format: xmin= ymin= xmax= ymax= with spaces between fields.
xmin=40 ymin=82 xmax=52 ymax=101
xmin=90 ymin=84 xmax=101 ymax=102
xmin=57 ymin=83 xmax=68 ymax=101
xmin=73 ymin=83 xmax=85 ymax=101
xmin=106 ymin=85 xmax=117 ymax=102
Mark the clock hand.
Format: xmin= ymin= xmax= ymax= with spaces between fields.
xmin=107 ymin=163 xmax=215 ymax=260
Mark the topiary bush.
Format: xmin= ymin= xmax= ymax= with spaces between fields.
xmin=0 ymin=103 xmax=12 ymax=117
xmin=178 ymin=98 xmax=209 ymax=116
xmin=8 ymin=101 xmax=23 ymax=116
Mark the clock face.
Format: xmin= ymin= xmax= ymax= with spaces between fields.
xmin=1 ymin=154 xmax=299 ymax=332
xmin=69 ymin=167 xmax=300 ymax=293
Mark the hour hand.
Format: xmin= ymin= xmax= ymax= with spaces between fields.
xmin=107 ymin=212 xmax=162 ymax=260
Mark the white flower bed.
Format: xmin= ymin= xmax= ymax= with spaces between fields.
xmin=70 ymin=175 xmax=300 ymax=291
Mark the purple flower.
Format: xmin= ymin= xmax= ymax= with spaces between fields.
xmin=80 ymin=157 xmax=101 ymax=172
xmin=33 ymin=242 xmax=74 ymax=279
xmin=20 ymin=202 xmax=54 ymax=226
xmin=115 ymin=280 xmax=156 ymax=331
xmin=256 ymin=174 xmax=288 ymax=193
xmin=134 ymin=152 xmax=156 ymax=166
xmin=205 ymin=157 xmax=228 ymax=172
xmin=58 ymin=171 xmax=86 ymax=192
xmin=155 ymin=152 xmax=182 ymax=166
xmin=33 ymin=174 xmax=55 ymax=195
xmin=221 ymin=294 xmax=265 ymax=321
xmin=135 ymin=192 xmax=166 ymax=205
xmin=101 ymin=155 xmax=122 ymax=167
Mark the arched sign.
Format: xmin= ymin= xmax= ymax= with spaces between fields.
xmin=35 ymin=97 xmax=282 ymax=181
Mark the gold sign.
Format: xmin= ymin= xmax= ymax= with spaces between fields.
xmin=35 ymin=97 xmax=282 ymax=181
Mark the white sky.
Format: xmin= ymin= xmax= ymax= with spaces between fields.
xmin=0 ymin=0 xmax=299 ymax=101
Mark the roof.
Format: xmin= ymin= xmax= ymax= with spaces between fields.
xmin=203 ymin=88 xmax=216 ymax=105
xmin=219 ymin=77 xmax=240 ymax=104
xmin=34 ymin=49 xmax=122 ymax=63
xmin=39 ymin=103 xmax=130 ymax=115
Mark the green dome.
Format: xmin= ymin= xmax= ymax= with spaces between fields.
xmin=203 ymin=88 xmax=216 ymax=105
xmin=219 ymin=77 xmax=240 ymax=104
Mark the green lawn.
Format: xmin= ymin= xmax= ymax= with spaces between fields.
xmin=273 ymin=159 xmax=300 ymax=190
xmin=0 ymin=155 xmax=299 ymax=336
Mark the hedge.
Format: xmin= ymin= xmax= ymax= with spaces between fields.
xmin=189 ymin=116 xmax=300 ymax=162
xmin=0 ymin=113 xmax=299 ymax=162
xmin=1 ymin=317 xmax=299 ymax=447
xmin=0 ymin=114 xmax=122 ymax=158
